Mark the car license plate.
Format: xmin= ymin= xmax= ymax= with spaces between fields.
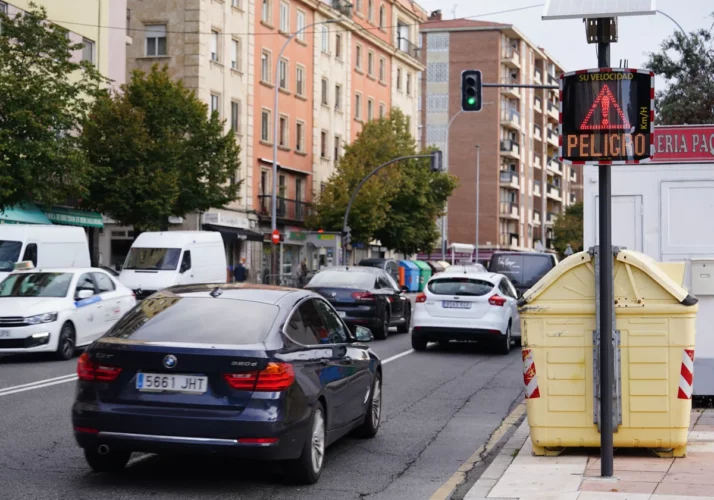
xmin=443 ymin=301 xmax=471 ymax=309
xmin=337 ymin=311 xmax=347 ymax=318
xmin=136 ymin=373 xmax=208 ymax=394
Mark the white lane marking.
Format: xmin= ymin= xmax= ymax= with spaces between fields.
xmin=0 ymin=347 xmax=418 ymax=397
xmin=382 ymin=349 xmax=414 ymax=364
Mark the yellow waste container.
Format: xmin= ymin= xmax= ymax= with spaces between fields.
xmin=519 ymin=249 xmax=698 ymax=457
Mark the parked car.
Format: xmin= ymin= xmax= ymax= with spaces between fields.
xmin=72 ymin=285 xmax=382 ymax=484
xmin=487 ymin=252 xmax=558 ymax=297
xmin=0 ymin=266 xmax=136 ymax=359
xmin=119 ymin=231 xmax=227 ymax=300
xmin=0 ymin=225 xmax=90 ymax=282
xmin=306 ymin=266 xmax=410 ymax=339
xmin=411 ymin=271 xmax=519 ymax=354
xmin=358 ymin=258 xmax=400 ymax=284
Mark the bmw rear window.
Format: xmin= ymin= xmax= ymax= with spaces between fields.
xmin=104 ymin=297 xmax=279 ymax=345
xmin=428 ymin=277 xmax=495 ymax=296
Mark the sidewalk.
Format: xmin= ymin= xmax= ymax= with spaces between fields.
xmin=465 ymin=408 xmax=714 ymax=500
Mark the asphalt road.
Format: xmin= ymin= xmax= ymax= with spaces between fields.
xmin=0 ymin=331 xmax=525 ymax=500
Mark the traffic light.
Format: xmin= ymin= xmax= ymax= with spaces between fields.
xmin=461 ymin=70 xmax=482 ymax=112
xmin=430 ymin=150 xmax=443 ymax=172
xmin=343 ymin=226 xmax=352 ymax=248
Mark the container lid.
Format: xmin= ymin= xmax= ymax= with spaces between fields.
xmin=412 ymin=260 xmax=431 ymax=270
xmin=399 ymin=260 xmax=418 ymax=269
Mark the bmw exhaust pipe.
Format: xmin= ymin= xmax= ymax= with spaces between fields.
xmin=97 ymin=444 xmax=110 ymax=455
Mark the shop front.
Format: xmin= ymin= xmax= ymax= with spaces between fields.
xmin=202 ymin=210 xmax=262 ymax=280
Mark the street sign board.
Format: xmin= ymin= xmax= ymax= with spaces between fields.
xmin=560 ymin=68 xmax=654 ymax=164
xmin=543 ymin=0 xmax=656 ymax=20
xmin=652 ymin=125 xmax=714 ymax=163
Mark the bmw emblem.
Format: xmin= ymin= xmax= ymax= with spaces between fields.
xmin=163 ymin=355 xmax=178 ymax=369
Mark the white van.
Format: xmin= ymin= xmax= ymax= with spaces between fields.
xmin=0 ymin=225 xmax=90 ymax=281
xmin=119 ymin=231 xmax=227 ymax=299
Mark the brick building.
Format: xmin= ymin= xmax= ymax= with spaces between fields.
xmin=420 ymin=11 xmax=582 ymax=261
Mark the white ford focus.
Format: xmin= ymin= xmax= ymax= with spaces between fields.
xmin=411 ymin=271 xmax=519 ymax=354
xmin=0 ymin=265 xmax=136 ymax=360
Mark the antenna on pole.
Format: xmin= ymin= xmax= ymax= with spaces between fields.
xmin=452 ymin=4 xmax=457 ymax=19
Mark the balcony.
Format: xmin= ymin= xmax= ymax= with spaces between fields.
xmin=533 ymin=180 xmax=542 ymax=197
xmin=500 ymin=232 xmax=520 ymax=248
xmin=331 ymin=0 xmax=353 ymax=17
xmin=501 ymin=107 xmax=520 ymax=129
xmin=534 ymin=68 xmax=542 ymax=84
xmin=570 ymin=168 xmax=577 ymax=183
xmin=533 ymin=126 xmax=543 ymax=142
xmin=397 ymin=35 xmax=420 ymax=60
xmin=502 ymin=46 xmax=520 ymax=68
xmin=547 ymin=184 xmax=562 ymax=202
xmin=548 ymin=73 xmax=559 ymax=86
xmin=501 ymin=77 xmax=520 ymax=99
xmin=500 ymin=170 xmax=519 ymax=189
xmin=569 ymin=192 xmax=577 ymax=205
xmin=546 ymin=212 xmax=558 ymax=226
xmin=547 ymin=101 xmax=559 ymax=122
xmin=500 ymin=201 xmax=520 ymax=220
xmin=546 ymin=128 xmax=558 ymax=147
xmin=533 ymin=210 xmax=541 ymax=224
xmin=547 ymin=159 xmax=562 ymax=175
xmin=534 ymin=155 xmax=542 ymax=169
xmin=258 ymin=195 xmax=312 ymax=223
xmin=534 ymin=98 xmax=543 ymax=114
xmin=500 ymin=139 xmax=520 ymax=160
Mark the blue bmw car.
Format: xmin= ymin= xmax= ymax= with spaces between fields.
xmin=71 ymin=284 xmax=382 ymax=484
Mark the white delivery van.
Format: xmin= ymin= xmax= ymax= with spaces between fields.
xmin=119 ymin=231 xmax=227 ymax=299
xmin=0 ymin=225 xmax=90 ymax=281
xmin=583 ymin=162 xmax=714 ymax=396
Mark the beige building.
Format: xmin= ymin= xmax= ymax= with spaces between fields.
xmin=420 ymin=12 xmax=582 ymax=261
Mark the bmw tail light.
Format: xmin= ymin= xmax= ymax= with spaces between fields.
xmin=223 ymin=372 xmax=258 ymax=390
xmin=351 ymin=291 xmax=375 ymax=301
xmin=488 ymin=295 xmax=507 ymax=307
xmin=77 ymin=352 xmax=123 ymax=382
xmin=415 ymin=293 xmax=427 ymax=303
xmin=224 ymin=362 xmax=294 ymax=392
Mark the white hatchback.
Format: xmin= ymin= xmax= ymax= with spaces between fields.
xmin=411 ymin=271 xmax=519 ymax=354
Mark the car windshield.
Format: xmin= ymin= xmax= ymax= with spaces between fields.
xmin=308 ymin=271 xmax=375 ymax=289
xmin=0 ymin=240 xmax=23 ymax=272
xmin=428 ymin=277 xmax=494 ymax=296
xmin=0 ymin=273 xmax=73 ymax=298
xmin=124 ymin=248 xmax=182 ymax=271
xmin=105 ymin=296 xmax=278 ymax=345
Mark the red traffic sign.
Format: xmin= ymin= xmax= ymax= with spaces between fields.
xmin=271 ymin=230 xmax=281 ymax=245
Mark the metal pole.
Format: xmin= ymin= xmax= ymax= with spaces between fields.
xmin=442 ymin=110 xmax=464 ymax=260
xmin=475 ymin=145 xmax=480 ymax=263
xmin=656 ymin=10 xmax=687 ymax=36
xmin=597 ymin=17 xmax=614 ymax=478
xmin=271 ymin=19 xmax=339 ymax=284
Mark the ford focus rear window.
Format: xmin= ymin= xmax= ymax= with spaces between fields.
xmin=428 ymin=278 xmax=494 ymax=296
xmin=104 ymin=297 xmax=278 ymax=345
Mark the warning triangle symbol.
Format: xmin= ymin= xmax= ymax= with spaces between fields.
xmin=580 ymin=84 xmax=632 ymax=131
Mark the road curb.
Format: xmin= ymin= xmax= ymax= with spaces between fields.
xmin=430 ymin=402 xmax=526 ymax=500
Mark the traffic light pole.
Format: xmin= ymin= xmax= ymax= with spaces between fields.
xmin=342 ymin=154 xmax=439 ymax=266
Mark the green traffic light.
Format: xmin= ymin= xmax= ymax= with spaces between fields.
xmin=467 ymin=97 xmax=476 ymax=106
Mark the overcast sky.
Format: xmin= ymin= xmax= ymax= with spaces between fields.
xmin=415 ymin=0 xmax=713 ymax=72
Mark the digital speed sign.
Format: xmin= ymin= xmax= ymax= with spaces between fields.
xmin=560 ymin=69 xmax=654 ymax=164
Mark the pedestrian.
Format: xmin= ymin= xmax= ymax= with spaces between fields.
xmin=299 ymin=259 xmax=308 ymax=287
xmin=233 ymin=258 xmax=248 ymax=283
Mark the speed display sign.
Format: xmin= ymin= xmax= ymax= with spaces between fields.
xmin=560 ymin=68 xmax=654 ymax=164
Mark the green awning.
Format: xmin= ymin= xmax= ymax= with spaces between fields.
xmin=43 ymin=206 xmax=104 ymax=228
xmin=0 ymin=204 xmax=52 ymax=225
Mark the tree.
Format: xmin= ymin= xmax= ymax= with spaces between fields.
xmin=646 ymin=14 xmax=714 ymax=124
xmin=82 ymin=65 xmax=241 ymax=231
xmin=0 ymin=5 xmax=105 ymax=211
xmin=309 ymin=109 xmax=457 ymax=254
xmin=553 ymin=202 xmax=583 ymax=257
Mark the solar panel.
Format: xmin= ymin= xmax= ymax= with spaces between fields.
xmin=542 ymin=0 xmax=656 ymax=20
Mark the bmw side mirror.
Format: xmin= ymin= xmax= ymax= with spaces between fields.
xmin=354 ymin=326 xmax=373 ymax=343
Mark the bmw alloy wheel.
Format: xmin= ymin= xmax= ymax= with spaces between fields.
xmin=371 ymin=377 xmax=382 ymax=428
xmin=311 ymin=408 xmax=325 ymax=473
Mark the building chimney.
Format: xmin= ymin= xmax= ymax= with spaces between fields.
xmin=429 ymin=10 xmax=442 ymax=21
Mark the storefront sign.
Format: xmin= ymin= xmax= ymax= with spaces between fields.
xmin=317 ymin=234 xmax=335 ymax=240
xmin=561 ymin=68 xmax=654 ymax=164
xmin=652 ymin=125 xmax=714 ymax=162
xmin=202 ymin=211 xmax=250 ymax=229
xmin=289 ymin=231 xmax=307 ymax=241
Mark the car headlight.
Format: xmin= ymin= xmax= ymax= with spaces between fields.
xmin=25 ymin=312 xmax=58 ymax=325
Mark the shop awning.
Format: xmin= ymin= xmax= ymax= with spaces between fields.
xmin=0 ymin=204 xmax=52 ymax=225
xmin=43 ymin=206 xmax=104 ymax=228
xmin=203 ymin=224 xmax=263 ymax=243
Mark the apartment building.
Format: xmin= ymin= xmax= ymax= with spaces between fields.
xmin=420 ymin=11 xmax=582 ymax=261
xmin=125 ymin=0 xmax=425 ymax=280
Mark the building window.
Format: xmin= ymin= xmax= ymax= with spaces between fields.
xmin=232 ymin=0 xmax=241 ymax=8
xmin=335 ymin=84 xmax=342 ymax=110
xmin=396 ymin=67 xmax=402 ymax=90
xmin=406 ymin=72 xmax=412 ymax=95
xmin=296 ymin=121 xmax=305 ymax=152
xmin=296 ymin=10 xmax=306 ymax=41
xmin=296 ymin=178 xmax=304 ymax=203
xmin=356 ymin=0 xmax=363 ymax=14
xmin=261 ymin=50 xmax=271 ymax=82
xmin=334 ymin=135 xmax=341 ymax=161
xmin=145 ymin=25 xmax=167 ymax=57
xmin=210 ymin=94 xmax=220 ymax=116
xmin=355 ymin=44 xmax=362 ymax=70
xmin=279 ymin=115 xmax=288 ymax=148
xmin=367 ymin=99 xmax=374 ymax=121
xmin=368 ymin=0 xmax=374 ymax=21
xmin=321 ymin=131 xmax=328 ymax=158
xmin=210 ymin=30 xmax=220 ymax=62
xmin=278 ymin=58 xmax=288 ymax=89
xmin=231 ymin=101 xmax=241 ymax=134
xmin=82 ymin=38 xmax=95 ymax=63
xmin=335 ymin=33 xmax=342 ymax=59
xmin=321 ymin=78 xmax=329 ymax=106
xmin=261 ymin=109 xmax=271 ymax=142
xmin=279 ymin=1 xmax=289 ymax=32
xmin=296 ymin=65 xmax=305 ymax=96
xmin=367 ymin=51 xmax=374 ymax=76
xmin=355 ymin=93 xmax=362 ymax=119
xmin=321 ymin=25 xmax=329 ymax=53
xmin=231 ymin=39 xmax=241 ymax=70
xmin=379 ymin=103 xmax=386 ymax=118
xmin=379 ymin=5 xmax=385 ymax=28
xmin=379 ymin=57 xmax=385 ymax=82
xmin=0 ymin=2 xmax=7 ymax=14
xmin=262 ymin=0 xmax=271 ymax=24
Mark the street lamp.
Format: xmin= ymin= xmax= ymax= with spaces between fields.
xmin=271 ymin=18 xmax=341 ymax=284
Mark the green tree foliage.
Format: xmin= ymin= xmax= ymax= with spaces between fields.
xmin=309 ymin=109 xmax=457 ymax=254
xmin=646 ymin=14 xmax=714 ymax=124
xmin=82 ymin=65 xmax=241 ymax=231
xmin=0 ymin=5 xmax=105 ymax=210
xmin=553 ymin=202 xmax=583 ymax=257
